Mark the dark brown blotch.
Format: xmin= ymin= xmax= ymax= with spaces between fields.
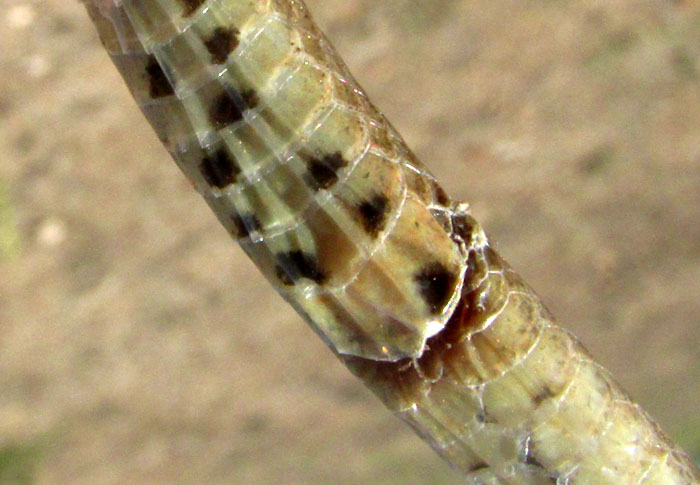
xmin=468 ymin=462 xmax=489 ymax=473
xmin=451 ymin=212 xmax=475 ymax=244
xmin=275 ymin=251 xmax=326 ymax=285
xmin=433 ymin=181 xmax=450 ymax=206
xmin=304 ymin=151 xmax=348 ymax=190
xmin=414 ymin=262 xmax=458 ymax=315
xmin=204 ymin=26 xmax=240 ymax=64
xmin=200 ymin=148 xmax=240 ymax=188
xmin=357 ymin=194 xmax=389 ymax=238
xmin=145 ymin=55 xmax=174 ymax=98
xmin=533 ymin=385 xmax=556 ymax=406
xmin=209 ymin=89 xmax=259 ymax=130
xmin=181 ymin=0 xmax=206 ymax=16
xmin=231 ymin=213 xmax=261 ymax=239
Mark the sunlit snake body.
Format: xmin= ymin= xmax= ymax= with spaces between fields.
xmin=83 ymin=1 xmax=700 ymax=482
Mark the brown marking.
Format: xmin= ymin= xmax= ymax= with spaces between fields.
xmin=433 ymin=181 xmax=450 ymax=206
xmin=468 ymin=462 xmax=489 ymax=472
xmin=145 ymin=55 xmax=174 ymax=98
xmin=209 ymin=89 xmax=259 ymax=130
xmin=451 ymin=211 xmax=475 ymax=243
xmin=533 ymin=385 xmax=556 ymax=406
xmin=241 ymin=90 xmax=260 ymax=109
xmin=303 ymin=151 xmax=348 ymax=190
xmin=231 ymin=213 xmax=261 ymax=239
xmin=414 ymin=262 xmax=458 ymax=315
xmin=357 ymin=194 xmax=389 ymax=238
xmin=181 ymin=0 xmax=206 ymax=16
xmin=275 ymin=251 xmax=326 ymax=285
xmin=204 ymin=26 xmax=240 ymax=64
xmin=200 ymin=148 xmax=240 ymax=188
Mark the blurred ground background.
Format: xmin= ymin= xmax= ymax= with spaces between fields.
xmin=0 ymin=0 xmax=698 ymax=483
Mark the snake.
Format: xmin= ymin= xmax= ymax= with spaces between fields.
xmin=82 ymin=1 xmax=700 ymax=482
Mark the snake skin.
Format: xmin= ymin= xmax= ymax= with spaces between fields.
xmin=83 ymin=1 xmax=700 ymax=483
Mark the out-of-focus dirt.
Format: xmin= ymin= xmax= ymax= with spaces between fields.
xmin=0 ymin=0 xmax=698 ymax=483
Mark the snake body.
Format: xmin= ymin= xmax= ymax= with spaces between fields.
xmin=83 ymin=1 xmax=700 ymax=482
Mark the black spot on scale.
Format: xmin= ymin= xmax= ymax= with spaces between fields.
xmin=357 ymin=194 xmax=389 ymax=238
xmin=209 ymin=89 xmax=259 ymax=130
xmin=275 ymin=251 xmax=326 ymax=286
xmin=414 ymin=262 xmax=457 ymax=315
xmin=204 ymin=26 xmax=240 ymax=64
xmin=303 ymin=151 xmax=347 ymax=190
xmin=230 ymin=213 xmax=261 ymax=239
xmin=200 ymin=148 xmax=240 ymax=188
xmin=145 ymin=56 xmax=174 ymax=98
xmin=180 ymin=0 xmax=206 ymax=16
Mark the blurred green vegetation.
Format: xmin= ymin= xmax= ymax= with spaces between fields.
xmin=0 ymin=441 xmax=43 ymax=485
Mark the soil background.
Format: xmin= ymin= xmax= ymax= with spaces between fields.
xmin=0 ymin=0 xmax=698 ymax=483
